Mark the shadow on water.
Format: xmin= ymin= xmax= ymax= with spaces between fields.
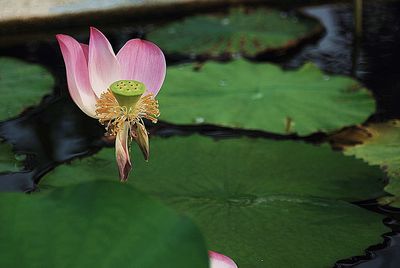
xmin=0 ymin=0 xmax=400 ymax=267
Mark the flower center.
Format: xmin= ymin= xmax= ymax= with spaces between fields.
xmin=110 ymin=80 xmax=145 ymax=108
xmin=95 ymin=80 xmax=160 ymax=136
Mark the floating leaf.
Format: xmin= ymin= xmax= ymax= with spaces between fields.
xmin=0 ymin=182 xmax=209 ymax=268
xmin=0 ymin=57 xmax=54 ymax=121
xmin=337 ymin=121 xmax=400 ymax=207
xmin=0 ymin=142 xmax=22 ymax=173
xmin=41 ymin=136 xmax=388 ymax=268
xmin=158 ymin=60 xmax=375 ymax=135
xmin=147 ymin=8 xmax=322 ymax=58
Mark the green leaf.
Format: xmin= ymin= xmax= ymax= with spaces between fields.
xmin=147 ymin=8 xmax=322 ymax=58
xmin=41 ymin=136 xmax=388 ymax=268
xmin=341 ymin=121 xmax=400 ymax=207
xmin=0 ymin=142 xmax=22 ymax=173
xmin=158 ymin=60 xmax=375 ymax=135
xmin=0 ymin=182 xmax=209 ymax=268
xmin=0 ymin=57 xmax=54 ymax=121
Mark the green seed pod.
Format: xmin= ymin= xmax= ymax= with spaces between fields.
xmin=110 ymin=80 xmax=146 ymax=108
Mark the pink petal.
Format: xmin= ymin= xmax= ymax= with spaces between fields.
xmin=115 ymin=122 xmax=132 ymax=181
xmin=88 ymin=27 xmax=121 ymax=97
xmin=209 ymin=251 xmax=238 ymax=268
xmin=117 ymin=39 xmax=166 ymax=96
xmin=56 ymin=34 xmax=97 ymax=118
xmin=80 ymin=43 xmax=89 ymax=63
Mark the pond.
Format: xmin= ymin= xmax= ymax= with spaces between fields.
xmin=0 ymin=0 xmax=400 ymax=267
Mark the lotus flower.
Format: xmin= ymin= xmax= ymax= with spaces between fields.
xmin=56 ymin=27 xmax=166 ymax=181
xmin=209 ymin=251 xmax=238 ymax=268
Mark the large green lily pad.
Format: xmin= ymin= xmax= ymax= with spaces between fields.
xmin=0 ymin=182 xmax=209 ymax=268
xmin=337 ymin=121 xmax=400 ymax=207
xmin=147 ymin=8 xmax=322 ymax=58
xmin=158 ymin=60 xmax=375 ymax=135
xmin=0 ymin=142 xmax=21 ymax=173
xmin=40 ymin=136 xmax=388 ymax=268
xmin=0 ymin=57 xmax=54 ymax=121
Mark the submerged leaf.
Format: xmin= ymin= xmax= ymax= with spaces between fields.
xmin=0 ymin=142 xmax=22 ymax=173
xmin=41 ymin=136 xmax=388 ymax=268
xmin=158 ymin=60 xmax=375 ymax=135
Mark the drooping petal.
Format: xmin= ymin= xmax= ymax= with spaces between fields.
xmin=56 ymin=34 xmax=97 ymax=118
xmin=209 ymin=251 xmax=238 ymax=268
xmin=88 ymin=27 xmax=121 ymax=97
xmin=115 ymin=122 xmax=132 ymax=181
xmin=117 ymin=39 xmax=166 ymax=96
xmin=132 ymin=121 xmax=149 ymax=161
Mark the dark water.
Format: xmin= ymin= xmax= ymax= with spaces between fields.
xmin=0 ymin=1 xmax=400 ymax=267
xmin=284 ymin=2 xmax=400 ymax=121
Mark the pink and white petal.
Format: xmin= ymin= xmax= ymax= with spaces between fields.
xmin=80 ymin=43 xmax=89 ymax=63
xmin=209 ymin=251 xmax=238 ymax=268
xmin=117 ymin=39 xmax=166 ymax=96
xmin=88 ymin=27 xmax=121 ymax=97
xmin=115 ymin=122 xmax=132 ymax=181
xmin=56 ymin=34 xmax=97 ymax=118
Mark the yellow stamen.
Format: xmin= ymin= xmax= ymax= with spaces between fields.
xmin=95 ymin=89 xmax=160 ymax=136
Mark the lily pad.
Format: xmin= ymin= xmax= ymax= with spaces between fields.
xmin=0 ymin=142 xmax=21 ymax=173
xmin=0 ymin=182 xmax=209 ymax=268
xmin=40 ymin=136 xmax=388 ymax=268
xmin=147 ymin=8 xmax=322 ymax=58
xmin=0 ymin=57 xmax=54 ymax=121
xmin=336 ymin=121 xmax=400 ymax=207
xmin=158 ymin=60 xmax=375 ymax=135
